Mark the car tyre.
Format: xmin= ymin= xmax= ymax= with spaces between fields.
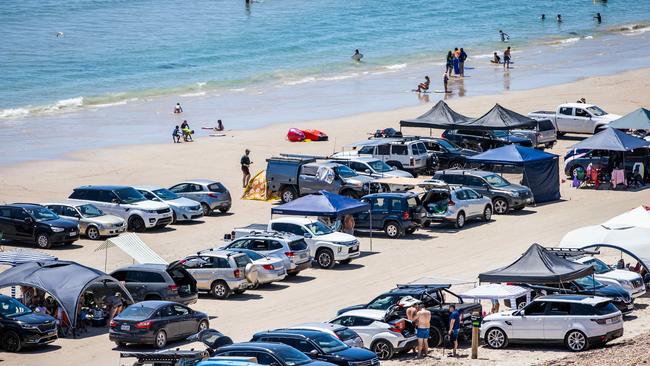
xmin=371 ymin=339 xmax=394 ymax=360
xmin=153 ymin=330 xmax=167 ymax=349
xmin=449 ymin=160 xmax=464 ymax=169
xmin=86 ymin=226 xmax=101 ymax=240
xmin=197 ymin=320 xmax=209 ymax=333
xmin=485 ymin=328 xmax=508 ymax=349
xmin=1 ymin=331 xmax=22 ymax=352
xmin=340 ymin=189 xmax=358 ymax=199
xmin=35 ymin=232 xmax=52 ymax=249
xmin=483 ymin=205 xmax=492 ymax=221
xmin=427 ymin=327 xmax=443 ymax=348
xmin=280 ymin=186 xmax=298 ymax=203
xmin=233 ymin=289 xmax=245 ymax=295
xmin=455 ymin=212 xmax=466 ymax=229
xmin=422 ymin=220 xmax=431 ymax=228
xmin=316 ymin=248 xmax=335 ymax=269
xmin=211 ymin=280 xmax=231 ymax=299
xmin=171 ymin=211 xmax=178 ymax=224
xmin=201 ymin=203 xmax=212 ymax=216
xmin=127 ymin=216 xmax=146 ymax=232
xmin=492 ymin=198 xmax=509 ymax=215
xmin=565 ymin=330 xmax=588 ymax=352
xmin=384 ymin=221 xmax=402 ymax=238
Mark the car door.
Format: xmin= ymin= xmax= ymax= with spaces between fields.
xmin=350 ymin=161 xmax=371 ymax=176
xmin=453 ymin=189 xmax=472 ymax=215
xmin=10 ymin=207 xmax=33 ymax=240
xmin=247 ymin=238 xmax=271 ymax=256
xmin=354 ymin=198 xmax=371 ymax=230
xmin=557 ymin=107 xmax=574 ymax=133
xmin=466 ymin=176 xmax=489 ymax=197
xmin=169 ymin=183 xmax=191 ymax=199
xmin=0 ymin=207 xmax=17 ymax=239
xmin=370 ymin=197 xmax=389 ymax=229
xmin=159 ymin=305 xmax=181 ymax=338
xmin=123 ymin=271 xmax=149 ymax=301
xmin=182 ymin=256 xmax=214 ymax=290
xmin=391 ymin=144 xmax=409 ymax=167
xmin=543 ymin=301 xmax=571 ymax=340
xmin=332 ymin=316 xmax=374 ymax=346
xmin=513 ymin=301 xmax=547 ymax=339
xmin=172 ymin=304 xmax=196 ymax=336
xmin=428 ymin=141 xmax=450 ymax=167
xmin=464 ymin=189 xmax=483 ymax=217
xmin=573 ymin=107 xmax=593 ymax=133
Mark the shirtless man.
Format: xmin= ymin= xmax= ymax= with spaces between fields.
xmin=415 ymin=303 xmax=431 ymax=358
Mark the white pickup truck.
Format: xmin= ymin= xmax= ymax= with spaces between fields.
xmin=528 ymin=103 xmax=621 ymax=136
xmin=232 ymin=217 xmax=361 ymax=269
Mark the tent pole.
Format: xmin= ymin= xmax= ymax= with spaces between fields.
xmin=104 ymin=247 xmax=108 ymax=272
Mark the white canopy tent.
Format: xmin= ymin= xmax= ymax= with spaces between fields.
xmin=95 ymin=233 xmax=167 ymax=271
xmin=459 ymin=284 xmax=532 ymax=308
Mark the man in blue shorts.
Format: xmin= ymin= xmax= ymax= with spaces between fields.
xmin=415 ymin=303 xmax=431 ymax=358
xmin=448 ymin=304 xmax=461 ymax=357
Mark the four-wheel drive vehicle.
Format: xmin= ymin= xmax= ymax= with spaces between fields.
xmin=528 ymin=103 xmax=622 ymax=135
xmin=266 ymin=157 xmax=381 ymax=203
xmin=110 ymin=263 xmax=198 ymax=305
xmin=481 ymin=295 xmax=623 ymax=352
xmin=563 ymin=148 xmax=650 ymax=177
xmin=44 ymin=201 xmax=125 ymax=240
xmin=336 ymin=283 xmax=482 ymax=347
xmin=354 ymin=192 xmax=425 ymax=238
xmin=418 ymin=137 xmax=478 ymax=169
xmin=68 ymin=185 xmax=173 ymax=232
xmin=251 ymin=329 xmax=378 ymax=366
xmin=442 ymin=129 xmax=533 ymax=151
xmin=233 ymin=217 xmax=360 ymax=269
xmin=181 ymin=250 xmax=258 ymax=299
xmin=433 ymin=169 xmax=534 ymax=214
xmin=0 ymin=294 xmax=58 ymax=352
xmin=213 ymin=342 xmax=337 ymax=366
xmin=510 ymin=119 xmax=557 ymax=149
xmin=134 ymin=185 xmax=203 ymax=223
xmin=330 ymin=156 xmax=414 ymax=179
xmin=333 ymin=138 xmax=435 ymax=175
xmin=573 ymin=256 xmax=646 ymax=298
xmin=419 ymin=183 xmax=493 ymax=229
xmin=169 ymin=179 xmax=232 ymax=215
xmin=0 ymin=203 xmax=79 ymax=249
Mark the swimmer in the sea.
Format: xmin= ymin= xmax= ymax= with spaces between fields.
xmin=557 ymin=14 xmax=562 ymax=22
xmin=594 ymin=13 xmax=602 ymax=23
xmin=352 ymin=49 xmax=363 ymax=62
xmin=499 ymin=30 xmax=509 ymax=42
xmin=541 ymin=14 xmax=545 ymax=21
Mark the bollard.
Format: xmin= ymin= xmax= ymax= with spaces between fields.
xmin=471 ymin=310 xmax=481 ymax=359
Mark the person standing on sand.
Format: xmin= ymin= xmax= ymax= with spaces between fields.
xmin=172 ymin=126 xmax=181 ymax=143
xmin=241 ymin=149 xmax=252 ymax=188
xmin=448 ymin=304 xmax=461 ymax=357
xmin=415 ymin=303 xmax=431 ymax=358
xmin=459 ymin=48 xmax=467 ymax=77
xmin=443 ymin=73 xmax=449 ymax=93
xmin=174 ymin=102 xmax=183 ymax=114
xmin=445 ymin=51 xmax=453 ymax=76
xmin=503 ymin=46 xmax=511 ymax=69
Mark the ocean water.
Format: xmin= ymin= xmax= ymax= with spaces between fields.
xmin=2 ymin=0 xmax=650 ymax=117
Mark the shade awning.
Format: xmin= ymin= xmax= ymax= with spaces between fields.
xmin=609 ymin=108 xmax=650 ymax=130
xmin=459 ymin=284 xmax=532 ymax=301
xmin=271 ymin=190 xmax=370 ymax=218
xmin=95 ymin=233 xmax=167 ymax=265
xmin=400 ymin=100 xmax=473 ymax=129
xmin=459 ymin=104 xmax=538 ymax=130
xmin=569 ymin=127 xmax=650 ymax=151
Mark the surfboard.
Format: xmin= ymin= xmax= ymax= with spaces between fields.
xmin=433 ymin=90 xmax=452 ymax=94
xmin=411 ymin=89 xmax=430 ymax=94
xmin=209 ymin=134 xmax=226 ymax=137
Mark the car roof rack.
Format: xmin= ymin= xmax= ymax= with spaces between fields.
xmin=545 ymin=247 xmax=600 ymax=258
xmin=240 ymin=230 xmax=298 ymax=239
xmin=395 ymin=283 xmax=451 ymax=290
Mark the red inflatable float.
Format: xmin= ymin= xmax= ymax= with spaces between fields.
xmin=286 ymin=128 xmax=328 ymax=142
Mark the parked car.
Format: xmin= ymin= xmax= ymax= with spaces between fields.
xmin=266 ymin=156 xmax=382 ymax=203
xmin=510 ymin=119 xmax=557 ymax=149
xmin=213 ymin=342 xmax=336 ymax=366
xmin=109 ymin=301 xmax=209 ymax=348
xmin=287 ymin=323 xmax=364 ymax=348
xmin=333 ymin=138 xmax=433 ymax=175
xmin=222 ymin=231 xmax=311 ymax=276
xmin=181 ymin=250 xmax=258 ymax=299
xmin=134 ymin=186 xmax=204 ymax=223
xmin=329 ymin=156 xmax=413 ymax=179
xmin=169 ymin=179 xmax=232 ymax=215
xmin=233 ymin=217 xmax=360 ymax=269
xmin=221 ymin=248 xmax=287 ymax=285
xmin=329 ymin=309 xmax=416 ymax=360
xmin=353 ymin=192 xmax=425 ymax=237
xmin=417 ymin=137 xmax=478 ymax=169
xmin=573 ymin=256 xmax=646 ymax=298
xmin=419 ymin=183 xmax=492 ymax=228
xmin=110 ymin=263 xmax=198 ymax=305
xmin=68 ymin=185 xmax=173 ymax=232
xmin=432 ymin=169 xmax=534 ymax=214
xmin=0 ymin=294 xmax=58 ymax=352
xmin=481 ymin=295 xmax=623 ymax=352
xmin=562 ymin=148 xmax=650 ymax=177
xmin=442 ymin=129 xmax=533 ymax=151
xmin=251 ymin=329 xmax=379 ymax=366
xmin=528 ymin=103 xmax=622 ymax=136
xmin=43 ymin=201 xmax=125 ymax=240
xmin=336 ymin=283 xmax=481 ymax=347
xmin=0 ymin=203 xmax=79 ymax=249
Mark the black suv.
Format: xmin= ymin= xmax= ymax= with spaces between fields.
xmin=353 ymin=192 xmax=424 ymax=238
xmin=213 ymin=342 xmax=335 ymax=366
xmin=442 ymin=129 xmax=533 ymax=151
xmin=418 ymin=137 xmax=478 ymax=169
xmin=0 ymin=295 xmax=58 ymax=352
xmin=251 ymin=329 xmax=378 ymax=366
xmin=0 ymin=204 xmax=79 ymax=249
xmin=336 ymin=284 xmax=482 ymax=347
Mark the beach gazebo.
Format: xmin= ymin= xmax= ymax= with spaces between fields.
xmin=609 ymin=107 xmax=650 ymax=130
xmin=399 ymin=100 xmax=473 ymax=133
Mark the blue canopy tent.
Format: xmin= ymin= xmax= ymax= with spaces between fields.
xmin=467 ymin=144 xmax=561 ymax=203
xmin=609 ymin=108 xmax=650 ymax=130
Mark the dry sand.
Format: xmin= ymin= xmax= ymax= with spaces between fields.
xmin=1 ymin=68 xmax=650 ymax=365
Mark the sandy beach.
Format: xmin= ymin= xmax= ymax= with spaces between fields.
xmin=1 ymin=68 xmax=650 ymax=366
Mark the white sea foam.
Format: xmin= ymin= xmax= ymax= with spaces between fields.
xmin=229 ymin=88 xmax=247 ymax=92
xmin=44 ymin=96 xmax=84 ymax=112
xmin=283 ymin=77 xmax=317 ymax=86
xmin=196 ymin=82 xmax=207 ymax=87
xmin=560 ymin=37 xmax=581 ymax=44
xmin=384 ymin=63 xmax=407 ymax=70
xmin=180 ymin=91 xmax=207 ymax=97
xmin=0 ymin=107 xmax=30 ymax=119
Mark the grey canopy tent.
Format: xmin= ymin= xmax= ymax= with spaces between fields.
xmin=479 ymin=243 xmax=594 ymax=283
xmin=400 ymin=100 xmax=473 ymax=129
xmin=460 ymin=104 xmax=539 ymax=130
xmin=569 ymin=126 xmax=650 ymax=151
xmin=0 ymin=260 xmax=132 ymax=327
xmin=609 ymin=108 xmax=650 ymax=130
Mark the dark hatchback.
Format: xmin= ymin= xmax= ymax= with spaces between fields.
xmin=419 ymin=137 xmax=478 ymax=169
xmin=0 ymin=295 xmax=58 ymax=352
xmin=0 ymin=203 xmax=79 ymax=249
xmin=109 ymin=301 xmax=209 ymax=348
xmin=214 ymin=342 xmax=336 ymax=366
xmin=354 ymin=193 xmax=425 ymax=238
xmin=251 ymin=329 xmax=379 ymax=366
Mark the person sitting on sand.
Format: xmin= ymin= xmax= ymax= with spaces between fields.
xmin=180 ymin=120 xmax=193 ymax=141
xmin=416 ymin=76 xmax=430 ymax=92
xmin=172 ymin=125 xmax=181 ymax=143
xmin=174 ymin=102 xmax=183 ymax=114
xmin=352 ymin=49 xmax=363 ymax=62
xmin=491 ymin=52 xmax=501 ymax=64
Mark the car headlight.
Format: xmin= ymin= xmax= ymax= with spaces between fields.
xmin=51 ymin=227 xmax=65 ymax=233
xmin=19 ymin=322 xmax=38 ymax=330
xmin=145 ymin=209 xmax=157 ymax=213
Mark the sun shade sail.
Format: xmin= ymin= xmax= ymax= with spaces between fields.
xmin=459 ymin=284 xmax=532 ymax=301
xmin=271 ymin=190 xmax=370 ymax=217
xmin=0 ymin=249 xmax=57 ymax=266
xmin=467 ymin=144 xmax=558 ymax=164
xmin=95 ymin=233 xmax=167 ymax=265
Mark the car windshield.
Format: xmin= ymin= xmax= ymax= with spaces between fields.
xmin=492 ymin=130 xmax=510 ymax=138
xmin=275 ymin=346 xmax=313 ymax=366
xmin=311 ymin=333 xmax=349 ymax=353
xmin=574 ymin=276 xmax=605 ymax=290
xmin=585 ymin=258 xmax=612 ymax=274
xmin=233 ymin=249 xmax=263 ymax=261
xmin=367 ymin=294 xmax=400 ymax=310
xmin=367 ymin=160 xmax=393 ymax=173
xmin=334 ymin=165 xmax=359 ymax=178
xmin=483 ymin=174 xmax=510 ymax=187
xmin=0 ymin=297 xmax=32 ymax=318
xmin=114 ymin=188 xmax=146 ymax=204
xmin=152 ymin=188 xmax=180 ymax=201
xmin=119 ymin=305 xmax=156 ymax=319
xmin=24 ymin=206 xmax=59 ymax=221
xmin=305 ymin=221 xmax=333 ymax=235
xmin=586 ymin=106 xmax=608 ymax=116
xmin=77 ymin=204 xmax=104 ymax=218
xmin=436 ymin=139 xmax=461 ymax=151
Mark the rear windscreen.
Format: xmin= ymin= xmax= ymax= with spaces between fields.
xmin=120 ymin=306 xmax=156 ymax=318
xmin=289 ymin=239 xmax=309 ymax=251
xmin=334 ymin=328 xmax=359 ymax=341
xmin=537 ymin=120 xmax=555 ymax=131
xmin=208 ymin=183 xmax=226 ymax=193
xmin=233 ymin=255 xmax=251 ymax=268
xmin=595 ymin=302 xmax=619 ymax=315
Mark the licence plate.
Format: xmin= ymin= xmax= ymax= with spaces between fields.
xmin=69 ymin=231 xmax=77 ymax=236
xmin=120 ymin=324 xmax=130 ymax=331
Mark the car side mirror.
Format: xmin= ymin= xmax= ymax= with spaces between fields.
xmin=111 ymin=198 xmax=120 ymax=204
xmin=24 ymin=217 xmax=33 ymax=224
xmin=365 ymin=169 xmax=372 ymax=174
xmin=152 ymin=197 xmax=161 ymax=202
xmin=304 ymin=233 xmax=312 ymax=239
xmin=309 ymin=349 xmax=319 ymax=356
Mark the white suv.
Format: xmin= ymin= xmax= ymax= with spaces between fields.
xmin=481 ymin=295 xmax=623 ymax=352
xmin=334 ymin=139 xmax=430 ymax=176
xmin=573 ymin=256 xmax=646 ymax=298
xmin=68 ymin=185 xmax=173 ymax=232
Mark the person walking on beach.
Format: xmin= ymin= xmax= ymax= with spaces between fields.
xmin=448 ymin=304 xmax=461 ymax=357
xmin=174 ymin=102 xmax=183 ymax=114
xmin=416 ymin=76 xmax=430 ymax=93
xmin=594 ymin=13 xmax=602 ymax=23
xmin=499 ymin=30 xmax=509 ymax=42
xmin=172 ymin=126 xmax=181 ymax=143
xmin=445 ymin=51 xmax=453 ymax=76
xmin=459 ymin=48 xmax=467 ymax=77
xmin=415 ymin=303 xmax=431 ymax=358
xmin=241 ymin=149 xmax=252 ymax=188
xmin=443 ymin=73 xmax=449 ymax=93
xmin=503 ymin=46 xmax=511 ymax=69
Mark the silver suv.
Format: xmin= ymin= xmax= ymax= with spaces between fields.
xmin=420 ymin=181 xmax=493 ymax=229
xmin=169 ymin=179 xmax=232 ymax=216
xmin=181 ymin=250 xmax=258 ymax=299
xmin=134 ymin=185 xmax=203 ymax=223
xmin=109 ymin=262 xmax=198 ymax=305
xmin=329 ymin=156 xmax=413 ymax=179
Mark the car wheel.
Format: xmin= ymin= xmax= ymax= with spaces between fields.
xmin=422 ymin=220 xmax=431 ymax=228
xmin=218 ymin=207 xmax=230 ymax=214
xmin=371 ymin=339 xmax=394 ymax=360
xmin=153 ymin=330 xmax=167 ymax=349
xmin=86 ymin=226 xmax=101 ymax=240
xmin=316 ymin=248 xmax=335 ymax=269
xmin=197 ymin=320 xmax=209 ymax=333
xmin=485 ymin=328 xmax=508 ymax=349
xmin=211 ymin=280 xmax=230 ymax=299
xmin=483 ymin=206 xmax=492 ymax=221
xmin=492 ymin=198 xmax=509 ymax=215
xmin=557 ymin=131 xmax=566 ymax=138
xmin=35 ymin=232 xmax=52 ymax=249
xmin=280 ymin=186 xmax=298 ymax=203
xmin=449 ymin=160 xmax=464 ymax=169
xmin=201 ymin=203 xmax=212 ymax=216
xmin=427 ymin=327 xmax=443 ymax=348
xmin=171 ymin=211 xmax=177 ymax=224
xmin=565 ymin=330 xmax=588 ymax=352
xmin=127 ymin=216 xmax=146 ymax=232
xmin=455 ymin=212 xmax=466 ymax=229
xmin=1 ymin=331 xmax=22 ymax=352
xmin=384 ymin=221 xmax=401 ymax=238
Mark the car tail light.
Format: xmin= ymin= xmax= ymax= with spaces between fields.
xmin=109 ymin=320 xmax=117 ymax=328
xmin=234 ymin=268 xmax=241 ymax=278
xmin=208 ymin=193 xmax=219 ymax=198
xmin=403 ymin=211 xmax=409 ymax=220
xmin=135 ymin=321 xmax=152 ymax=329
xmin=388 ymin=325 xmax=402 ymax=333
xmin=262 ymin=264 xmax=274 ymax=270
xmin=448 ymin=198 xmax=455 ymax=206
xmin=591 ymin=318 xmax=607 ymax=325
xmin=168 ymin=284 xmax=178 ymax=292
xmin=285 ymin=251 xmax=295 ymax=257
